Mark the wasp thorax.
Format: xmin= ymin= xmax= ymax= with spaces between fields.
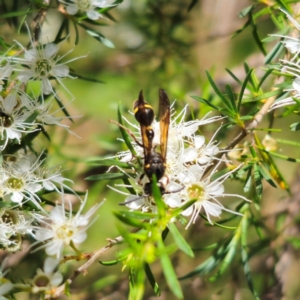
xmin=145 ymin=151 xmax=165 ymax=181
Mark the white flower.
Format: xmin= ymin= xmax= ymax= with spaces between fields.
xmin=0 ymin=91 xmax=38 ymax=150
xmin=37 ymin=165 xmax=74 ymax=193
xmin=34 ymin=193 xmax=103 ymax=259
xmin=0 ymin=222 xmax=15 ymax=249
xmin=16 ymin=43 xmax=70 ymax=95
xmin=182 ymin=133 xmax=220 ymax=165
xmin=32 ymin=257 xmax=63 ymax=294
xmin=0 ymin=64 xmax=13 ymax=92
xmin=270 ymin=10 xmax=300 ymax=110
xmin=0 ymin=209 xmax=34 ymax=251
xmin=60 ymin=0 xmax=115 ymax=20
xmin=1 ymin=154 xmax=44 ymax=208
xmin=10 ymin=34 xmax=85 ymax=97
xmin=31 ymin=96 xmax=80 ymax=135
xmin=164 ymin=163 xmax=249 ymax=228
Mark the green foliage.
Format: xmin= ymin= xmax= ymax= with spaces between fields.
xmin=2 ymin=0 xmax=300 ymax=299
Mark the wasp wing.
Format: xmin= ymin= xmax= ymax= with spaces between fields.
xmin=159 ymin=89 xmax=170 ymax=163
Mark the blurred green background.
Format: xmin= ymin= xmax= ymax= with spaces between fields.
xmin=3 ymin=0 xmax=300 ymax=299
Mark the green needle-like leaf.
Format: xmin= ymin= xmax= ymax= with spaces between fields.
xmin=151 ymin=175 xmax=167 ymax=217
xmin=179 ymin=242 xmax=228 ymax=279
xmin=191 ymin=96 xmax=220 ymax=110
xmin=238 ymin=68 xmax=253 ymax=111
xmin=257 ymin=164 xmax=277 ymax=188
xmin=253 ymin=164 xmax=263 ymax=200
xmin=158 ymin=239 xmax=183 ymax=299
xmin=144 ymin=263 xmax=160 ymax=296
xmin=209 ymin=227 xmax=241 ymax=282
xmin=264 ymin=42 xmax=284 ymax=65
xmin=114 ymin=211 xmax=148 ymax=228
xmin=117 ymin=104 xmax=137 ymax=156
xmin=78 ymin=23 xmax=115 ymax=48
xmin=241 ymin=213 xmax=260 ymax=300
xmin=206 ymin=71 xmax=233 ymax=110
xmin=86 ymin=158 xmax=132 ymax=168
xmin=85 ymin=172 xmax=128 ymax=181
xmin=225 ymin=84 xmax=237 ymax=113
xmin=168 ymin=223 xmax=194 ymax=257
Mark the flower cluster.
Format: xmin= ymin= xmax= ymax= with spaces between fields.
xmin=0 ymin=38 xmax=82 ymax=153
xmin=112 ymin=105 xmax=248 ymax=227
xmin=59 ymin=0 xmax=115 ymax=20
xmin=33 ymin=193 xmax=102 ymax=259
xmin=0 ymin=149 xmax=102 ymax=256
xmin=0 ymin=15 xmax=107 ymax=298
xmin=0 ymin=209 xmax=34 ymax=251
xmin=0 ymin=152 xmax=72 ymax=207
xmin=271 ymin=10 xmax=300 ymax=110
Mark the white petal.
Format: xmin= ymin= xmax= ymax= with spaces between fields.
xmin=44 ymin=257 xmax=58 ymax=274
xmin=50 ymin=206 xmax=65 ymax=223
xmin=194 ymin=135 xmax=205 ymax=149
xmin=93 ymin=0 xmax=107 ymax=5
xmin=35 ymin=228 xmax=54 ymax=241
xmin=43 ymin=181 xmax=55 ymax=191
xmin=284 ymin=40 xmax=300 ymax=53
xmin=3 ymin=94 xmax=17 ymax=113
xmin=66 ymin=5 xmax=78 ymax=15
xmin=46 ymin=240 xmax=64 ymax=258
xmin=50 ymin=272 xmax=63 ymax=286
xmin=188 ymin=164 xmax=204 ymax=181
xmin=42 ymin=78 xmax=52 ymax=94
xmin=87 ymin=10 xmax=101 ymax=20
xmin=53 ymin=65 xmax=69 ymax=77
xmin=164 ymin=193 xmax=181 ymax=208
xmin=18 ymin=70 xmax=34 ymax=82
xmin=27 ymin=183 xmax=43 ymax=193
xmin=44 ymin=43 xmax=59 ymax=58
xmin=181 ymin=205 xmax=193 ymax=216
xmin=24 ymin=49 xmax=37 ymax=62
xmin=0 ymin=282 xmax=13 ymax=295
xmin=183 ymin=147 xmax=197 ymax=163
xmin=125 ymin=195 xmax=144 ymax=210
xmin=180 ymin=123 xmax=199 ymax=137
xmin=203 ymin=201 xmax=222 ymax=217
xmin=292 ymin=78 xmax=300 ymax=92
xmin=10 ymin=192 xmax=24 ymax=203
xmin=72 ymin=231 xmax=87 ymax=244
xmin=6 ymin=129 xmax=21 ymax=141
xmin=208 ymin=181 xmax=224 ymax=196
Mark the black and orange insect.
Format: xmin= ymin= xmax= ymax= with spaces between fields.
xmin=133 ymin=89 xmax=170 ymax=195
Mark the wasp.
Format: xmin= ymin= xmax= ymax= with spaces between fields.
xmin=133 ymin=89 xmax=170 ymax=196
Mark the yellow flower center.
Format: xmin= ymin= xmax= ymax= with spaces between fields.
xmin=35 ymin=59 xmax=52 ymax=77
xmin=187 ymin=183 xmax=205 ymax=202
xmin=55 ymin=224 xmax=74 ymax=241
xmin=5 ymin=177 xmax=24 ymax=191
xmin=0 ymin=112 xmax=13 ymax=128
xmin=76 ymin=0 xmax=92 ymax=11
